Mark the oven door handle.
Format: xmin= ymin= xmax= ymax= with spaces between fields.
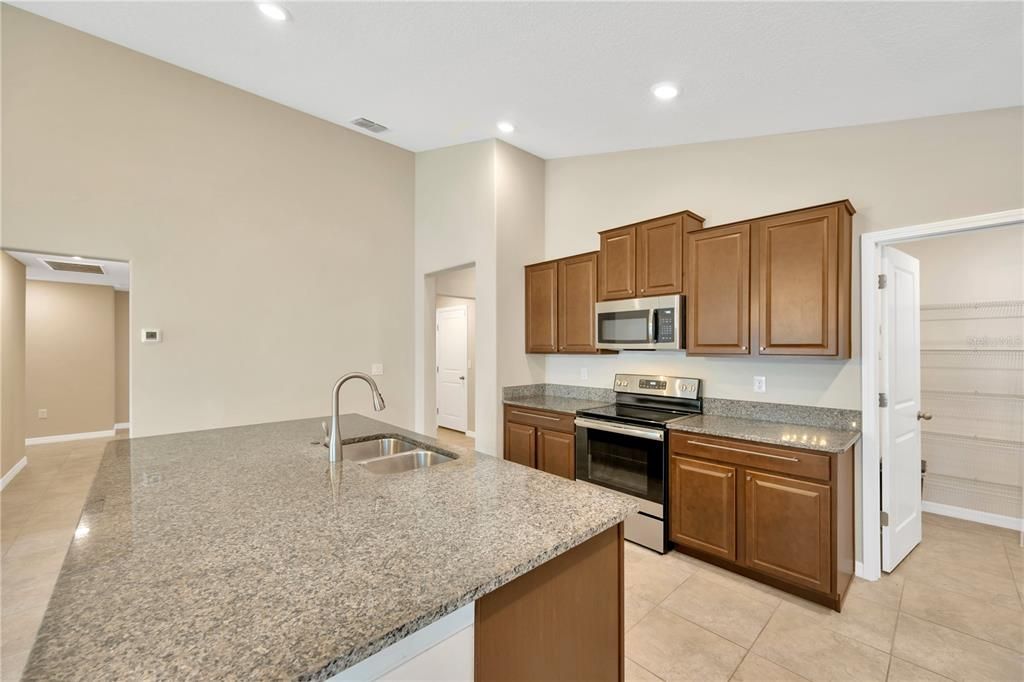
xmin=574 ymin=417 xmax=664 ymax=441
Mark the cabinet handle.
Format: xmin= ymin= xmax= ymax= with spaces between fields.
xmin=686 ymin=440 xmax=800 ymax=462
xmin=511 ymin=410 xmax=560 ymax=422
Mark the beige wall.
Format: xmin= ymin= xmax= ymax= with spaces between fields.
xmin=25 ymin=281 xmax=115 ymax=438
xmin=543 ymin=107 xmax=1024 ymax=408
xmin=896 ymin=224 xmax=1024 ymax=306
xmin=415 ymin=141 xmax=497 ymax=450
xmin=1 ymin=252 xmax=26 ymax=478
xmin=114 ymin=290 xmax=129 ymax=425
xmin=2 ymin=7 xmax=415 ymax=436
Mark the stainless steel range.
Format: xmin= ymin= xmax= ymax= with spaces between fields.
xmin=574 ymin=374 xmax=702 ymax=553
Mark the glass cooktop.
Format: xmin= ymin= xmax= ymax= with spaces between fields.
xmin=576 ymin=403 xmax=699 ymax=428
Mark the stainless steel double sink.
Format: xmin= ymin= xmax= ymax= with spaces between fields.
xmin=342 ymin=437 xmax=455 ymax=474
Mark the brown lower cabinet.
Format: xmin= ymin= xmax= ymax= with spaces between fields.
xmin=669 ymin=431 xmax=854 ymax=611
xmin=503 ymin=405 xmax=576 ymax=479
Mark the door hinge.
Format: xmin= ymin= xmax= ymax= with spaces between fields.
xmin=880 ymin=511 xmax=889 ymax=527
xmin=436 ymin=408 xmax=439 ymax=414
xmin=877 ymin=273 xmax=887 ymax=289
xmin=878 ymin=392 xmax=888 ymax=408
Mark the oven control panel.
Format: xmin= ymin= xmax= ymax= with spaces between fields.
xmin=613 ymin=373 xmax=700 ymax=399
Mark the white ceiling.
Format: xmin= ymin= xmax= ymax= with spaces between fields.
xmin=14 ymin=1 xmax=1023 ymax=159
xmin=6 ymin=250 xmax=130 ymax=291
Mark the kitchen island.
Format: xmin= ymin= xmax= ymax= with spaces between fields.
xmin=23 ymin=415 xmax=635 ymax=680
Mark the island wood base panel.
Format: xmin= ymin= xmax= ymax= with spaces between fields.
xmin=475 ymin=523 xmax=624 ymax=681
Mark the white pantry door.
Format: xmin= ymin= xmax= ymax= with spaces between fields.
xmin=436 ymin=306 xmax=468 ymax=432
xmin=880 ymin=246 xmax=923 ymax=572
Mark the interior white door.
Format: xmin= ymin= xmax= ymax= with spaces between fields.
xmin=881 ymin=246 xmax=923 ymax=572
xmin=436 ymin=306 xmax=468 ymax=432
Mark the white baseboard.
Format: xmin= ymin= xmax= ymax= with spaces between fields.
xmin=0 ymin=457 xmax=27 ymax=490
xmin=114 ymin=422 xmax=130 ymax=431
xmin=855 ymin=560 xmax=866 ymax=579
xmin=465 ymin=430 xmax=476 ymax=438
xmin=922 ymin=501 xmax=1023 ymax=532
xmin=25 ymin=429 xmax=116 ymax=446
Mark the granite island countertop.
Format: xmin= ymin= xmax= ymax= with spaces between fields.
xmin=668 ymin=414 xmax=861 ymax=454
xmin=24 ymin=415 xmax=636 ymax=681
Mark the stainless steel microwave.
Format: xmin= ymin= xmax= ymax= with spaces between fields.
xmin=595 ymin=295 xmax=685 ymax=351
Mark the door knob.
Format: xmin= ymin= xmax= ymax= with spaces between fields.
xmin=917 ymin=412 xmax=933 ymax=421
xmin=459 ymin=376 xmax=466 ymax=381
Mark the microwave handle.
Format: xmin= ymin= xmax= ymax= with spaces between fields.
xmin=649 ymin=310 xmax=657 ymax=343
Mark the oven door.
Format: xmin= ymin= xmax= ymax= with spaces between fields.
xmin=574 ymin=417 xmax=666 ymax=516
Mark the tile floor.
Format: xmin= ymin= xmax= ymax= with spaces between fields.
xmin=435 ymin=426 xmax=476 ymax=451
xmin=624 ymin=514 xmax=1024 ymax=681
xmin=1 ymin=431 xmax=127 ymax=681
xmin=2 ymin=431 xmax=1021 ymax=682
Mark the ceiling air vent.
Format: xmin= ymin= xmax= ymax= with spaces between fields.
xmin=43 ymin=260 xmax=105 ymax=275
xmin=351 ymin=117 xmax=389 ymax=134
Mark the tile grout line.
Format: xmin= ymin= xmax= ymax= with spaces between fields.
xmin=740 ymin=600 xmax=814 ymax=682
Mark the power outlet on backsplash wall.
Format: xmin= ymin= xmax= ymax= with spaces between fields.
xmin=753 ymin=376 xmax=767 ymax=393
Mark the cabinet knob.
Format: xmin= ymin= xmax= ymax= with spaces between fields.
xmin=759 ymin=346 xmax=766 ymax=351
xmin=741 ymin=345 xmax=747 ymax=350
xmin=746 ymin=475 xmax=752 ymax=481
xmin=726 ymin=472 xmax=733 ymax=478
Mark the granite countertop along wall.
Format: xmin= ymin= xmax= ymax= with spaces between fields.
xmin=503 ymin=384 xmax=861 ymax=454
xmin=502 ymin=383 xmax=614 ymax=414
xmin=23 ymin=415 xmax=636 ymax=681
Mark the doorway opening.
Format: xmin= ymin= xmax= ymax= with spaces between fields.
xmin=861 ymin=210 xmax=1023 ymax=584
xmin=6 ymin=250 xmax=131 ymax=447
xmin=428 ymin=264 xmax=476 ymax=451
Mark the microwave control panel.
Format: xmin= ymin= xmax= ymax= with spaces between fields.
xmin=654 ymin=307 xmax=676 ymax=342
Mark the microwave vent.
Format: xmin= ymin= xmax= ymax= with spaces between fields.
xmin=43 ymin=260 xmax=105 ymax=275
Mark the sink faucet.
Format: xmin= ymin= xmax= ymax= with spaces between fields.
xmin=328 ymin=372 xmax=386 ymax=463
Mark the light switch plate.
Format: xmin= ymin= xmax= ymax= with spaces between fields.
xmin=753 ymin=376 xmax=767 ymax=393
xmin=580 ymin=367 xmax=589 ymax=381
xmin=38 ymin=408 xmax=48 ymax=419
xmin=371 ymin=363 xmax=384 ymax=376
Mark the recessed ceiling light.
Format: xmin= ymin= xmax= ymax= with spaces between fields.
xmin=496 ymin=121 xmax=515 ymax=134
xmin=257 ymin=3 xmax=290 ymax=22
xmin=651 ymin=82 xmax=679 ymax=101
xmin=72 ymin=256 xmax=83 ymax=260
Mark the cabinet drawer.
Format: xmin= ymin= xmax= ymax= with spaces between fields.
xmin=670 ymin=432 xmax=830 ymax=482
xmin=504 ymin=405 xmax=576 ymax=434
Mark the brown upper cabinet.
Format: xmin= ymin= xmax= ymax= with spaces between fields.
xmin=686 ymin=201 xmax=854 ymax=359
xmin=599 ymin=211 xmax=705 ymax=301
xmin=525 ymin=261 xmax=558 ymax=353
xmin=525 ymin=252 xmax=602 ymax=354
xmin=686 ymin=223 xmax=751 ymax=354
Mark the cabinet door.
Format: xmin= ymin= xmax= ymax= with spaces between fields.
xmin=558 ymin=253 xmax=598 ymax=353
xmin=745 ymin=471 xmax=831 ymax=593
xmin=686 ymin=224 xmax=751 ymax=354
xmin=598 ymin=225 xmax=637 ymax=301
xmin=669 ymin=456 xmax=737 ymax=561
xmin=637 ymin=215 xmax=683 ymax=297
xmin=525 ymin=262 xmax=558 ymax=353
xmin=537 ymin=430 xmax=575 ymax=480
xmin=504 ymin=422 xmax=537 ymax=468
xmin=757 ymin=206 xmax=839 ymax=355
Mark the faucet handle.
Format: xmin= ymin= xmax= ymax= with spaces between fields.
xmin=321 ymin=421 xmax=331 ymax=446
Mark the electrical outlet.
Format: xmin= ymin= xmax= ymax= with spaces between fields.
xmin=753 ymin=376 xmax=767 ymax=393
xmin=371 ymin=363 xmax=384 ymax=376
xmin=38 ymin=408 xmax=48 ymax=419
xmin=580 ymin=367 xmax=589 ymax=381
